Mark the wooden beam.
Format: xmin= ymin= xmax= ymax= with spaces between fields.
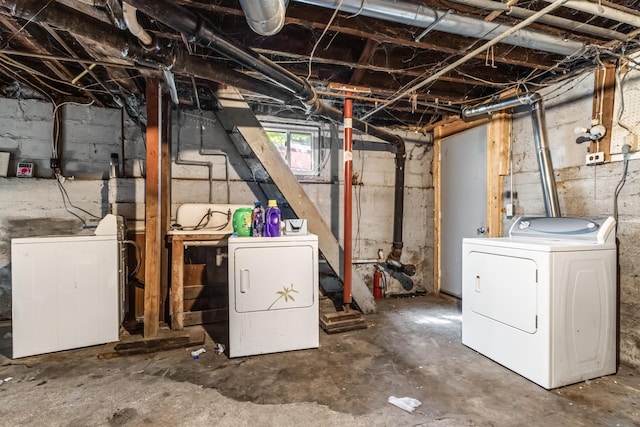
xmin=174 ymin=1 xmax=558 ymax=70
xmin=217 ymin=86 xmax=376 ymax=313
xmin=591 ymin=64 xmax=616 ymax=161
xmin=144 ymin=78 xmax=162 ymax=338
xmin=349 ymin=39 xmax=379 ymax=85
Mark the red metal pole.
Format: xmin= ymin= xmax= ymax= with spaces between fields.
xmin=343 ymin=94 xmax=353 ymax=309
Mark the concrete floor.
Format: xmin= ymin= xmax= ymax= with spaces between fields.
xmin=0 ymin=295 xmax=639 ymax=426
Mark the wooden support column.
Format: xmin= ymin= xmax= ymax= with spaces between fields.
xmin=486 ymin=112 xmax=511 ymax=238
xmin=160 ymin=97 xmax=172 ymax=323
xmin=144 ymin=78 xmax=162 ymax=338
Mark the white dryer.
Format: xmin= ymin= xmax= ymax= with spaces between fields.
xmin=228 ymin=234 xmax=319 ymax=358
xmin=462 ymin=216 xmax=617 ymax=389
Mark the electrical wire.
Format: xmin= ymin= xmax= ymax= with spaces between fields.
xmin=306 ymin=0 xmax=344 ymax=80
xmin=51 ymin=100 xmax=95 ymax=159
xmin=123 ymin=239 xmax=142 ymax=278
xmin=613 ymin=147 xmax=630 ymax=234
xmin=171 ymin=209 xmax=231 ymax=231
xmin=55 ymin=174 xmax=101 ymax=225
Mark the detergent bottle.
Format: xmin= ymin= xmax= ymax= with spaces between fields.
xmin=264 ymin=200 xmax=281 ymax=237
xmin=252 ymin=201 xmax=265 ymax=237
xmin=232 ymin=207 xmax=252 ymax=237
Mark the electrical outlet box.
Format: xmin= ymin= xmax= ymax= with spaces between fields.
xmin=585 ymin=151 xmax=605 ymax=166
xmin=624 ymin=133 xmax=638 ymax=151
xmin=506 ymin=203 xmax=514 ymax=218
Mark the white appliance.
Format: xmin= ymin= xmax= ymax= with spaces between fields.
xmin=11 ymin=215 xmax=125 ymax=358
xmin=462 ymin=216 xmax=617 ymax=389
xmin=228 ymin=234 xmax=319 ymax=358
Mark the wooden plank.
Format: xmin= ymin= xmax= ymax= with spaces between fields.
xmin=591 ymin=64 xmax=616 ymax=161
xmin=182 ymin=308 xmax=229 ymax=326
xmin=486 ymin=112 xmax=511 ymax=237
xmin=432 ymin=128 xmax=442 ymax=297
xmin=183 ymin=285 xmax=226 ymax=300
xmin=98 ymin=330 xmax=205 ymax=359
xmin=171 ymin=238 xmax=184 ymax=331
xmin=144 ymin=78 xmax=162 ymax=338
xmin=217 ymin=87 xmax=376 ymax=313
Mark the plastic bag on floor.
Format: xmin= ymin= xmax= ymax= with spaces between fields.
xmin=388 ymin=396 xmax=422 ymax=413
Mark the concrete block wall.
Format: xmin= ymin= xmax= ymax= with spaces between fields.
xmin=0 ymin=99 xmax=434 ymax=319
xmin=508 ymin=72 xmax=640 ymax=369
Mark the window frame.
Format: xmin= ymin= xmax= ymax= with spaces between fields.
xmin=262 ymin=123 xmax=321 ymax=176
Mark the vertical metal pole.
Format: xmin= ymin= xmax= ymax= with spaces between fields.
xmin=343 ymin=94 xmax=353 ymax=309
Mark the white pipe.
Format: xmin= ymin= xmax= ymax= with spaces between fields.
xmin=294 ymin=0 xmax=583 ymax=55
xmin=361 ymin=0 xmax=574 ymax=120
xmin=122 ymin=2 xmax=153 ymax=46
xmin=541 ymin=0 xmax=640 ymax=28
xmin=239 ymin=0 xmax=286 ymax=36
xmin=448 ymin=0 xmax=628 ymax=41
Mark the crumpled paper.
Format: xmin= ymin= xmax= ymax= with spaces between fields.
xmin=388 ymin=396 xmax=422 ymax=413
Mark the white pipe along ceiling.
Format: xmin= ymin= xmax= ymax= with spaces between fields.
xmin=293 ymin=0 xmax=585 ymax=56
xmin=540 ymin=0 xmax=640 ymax=27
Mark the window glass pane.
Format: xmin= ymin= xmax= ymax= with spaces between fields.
xmin=290 ymin=132 xmax=313 ymax=172
xmin=265 ymin=130 xmax=288 ymax=163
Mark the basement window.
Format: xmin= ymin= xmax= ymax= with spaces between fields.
xmin=263 ymin=124 xmax=319 ymax=176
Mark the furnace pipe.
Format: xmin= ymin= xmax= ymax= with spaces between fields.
xmin=462 ymin=92 xmax=561 ymax=217
xmin=295 ymin=0 xmax=583 ymax=56
xmin=238 ymin=0 xmax=286 ymax=36
xmin=123 ymin=0 xmax=314 ymax=102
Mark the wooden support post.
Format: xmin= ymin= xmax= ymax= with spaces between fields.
xmin=160 ymin=97 xmax=172 ymax=322
xmin=144 ymin=78 xmax=162 ymax=338
xmin=486 ymin=112 xmax=511 ymax=237
xmin=591 ymin=64 xmax=616 ymax=161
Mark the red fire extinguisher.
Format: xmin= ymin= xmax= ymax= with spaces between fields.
xmin=373 ymin=266 xmax=384 ymax=300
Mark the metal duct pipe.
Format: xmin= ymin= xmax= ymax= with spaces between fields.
xmin=541 ymin=0 xmax=640 ymax=28
xmin=447 ymin=0 xmax=628 ymax=41
xmin=124 ymin=0 xmax=313 ymax=101
xmin=122 ymin=2 xmax=153 ymax=47
xmin=462 ymin=92 xmax=561 ymax=217
xmin=294 ymin=0 xmax=583 ymax=56
xmin=238 ymin=0 xmax=286 ymax=36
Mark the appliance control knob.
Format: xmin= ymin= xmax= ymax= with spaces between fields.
xmin=519 ymin=220 xmax=530 ymax=229
xmin=587 ymin=222 xmax=597 ymax=229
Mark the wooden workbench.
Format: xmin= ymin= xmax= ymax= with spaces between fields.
xmin=167 ymin=231 xmax=231 ymax=330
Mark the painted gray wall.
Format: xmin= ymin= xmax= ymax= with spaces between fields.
xmin=0 ymin=99 xmax=433 ymax=320
xmin=507 ymin=72 xmax=640 ymax=369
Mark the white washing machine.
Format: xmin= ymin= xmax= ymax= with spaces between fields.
xmin=462 ymin=216 xmax=617 ymax=389
xmin=228 ymin=234 xmax=319 ymax=358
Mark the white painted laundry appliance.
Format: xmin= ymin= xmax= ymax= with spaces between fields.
xmin=462 ymin=216 xmax=617 ymax=389
xmin=228 ymin=234 xmax=319 ymax=358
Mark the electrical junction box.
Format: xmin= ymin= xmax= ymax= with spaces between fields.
xmin=16 ymin=162 xmax=33 ymax=177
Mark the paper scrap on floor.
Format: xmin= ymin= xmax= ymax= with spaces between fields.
xmin=388 ymin=396 xmax=422 ymax=413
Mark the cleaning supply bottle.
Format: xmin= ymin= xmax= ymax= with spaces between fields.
xmin=232 ymin=207 xmax=253 ymax=237
xmin=264 ymin=199 xmax=281 ymax=237
xmin=252 ymin=201 xmax=265 ymax=237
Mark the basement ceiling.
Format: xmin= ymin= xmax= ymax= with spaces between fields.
xmin=0 ymin=0 xmax=639 ymax=130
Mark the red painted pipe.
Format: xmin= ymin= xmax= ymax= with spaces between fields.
xmin=343 ymin=95 xmax=353 ymax=308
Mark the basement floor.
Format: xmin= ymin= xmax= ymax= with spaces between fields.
xmin=1 ymin=295 xmax=639 ymax=426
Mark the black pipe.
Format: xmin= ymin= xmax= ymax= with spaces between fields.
xmin=123 ymin=0 xmax=314 ymax=100
xmin=4 ymin=0 xmax=413 ymax=271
